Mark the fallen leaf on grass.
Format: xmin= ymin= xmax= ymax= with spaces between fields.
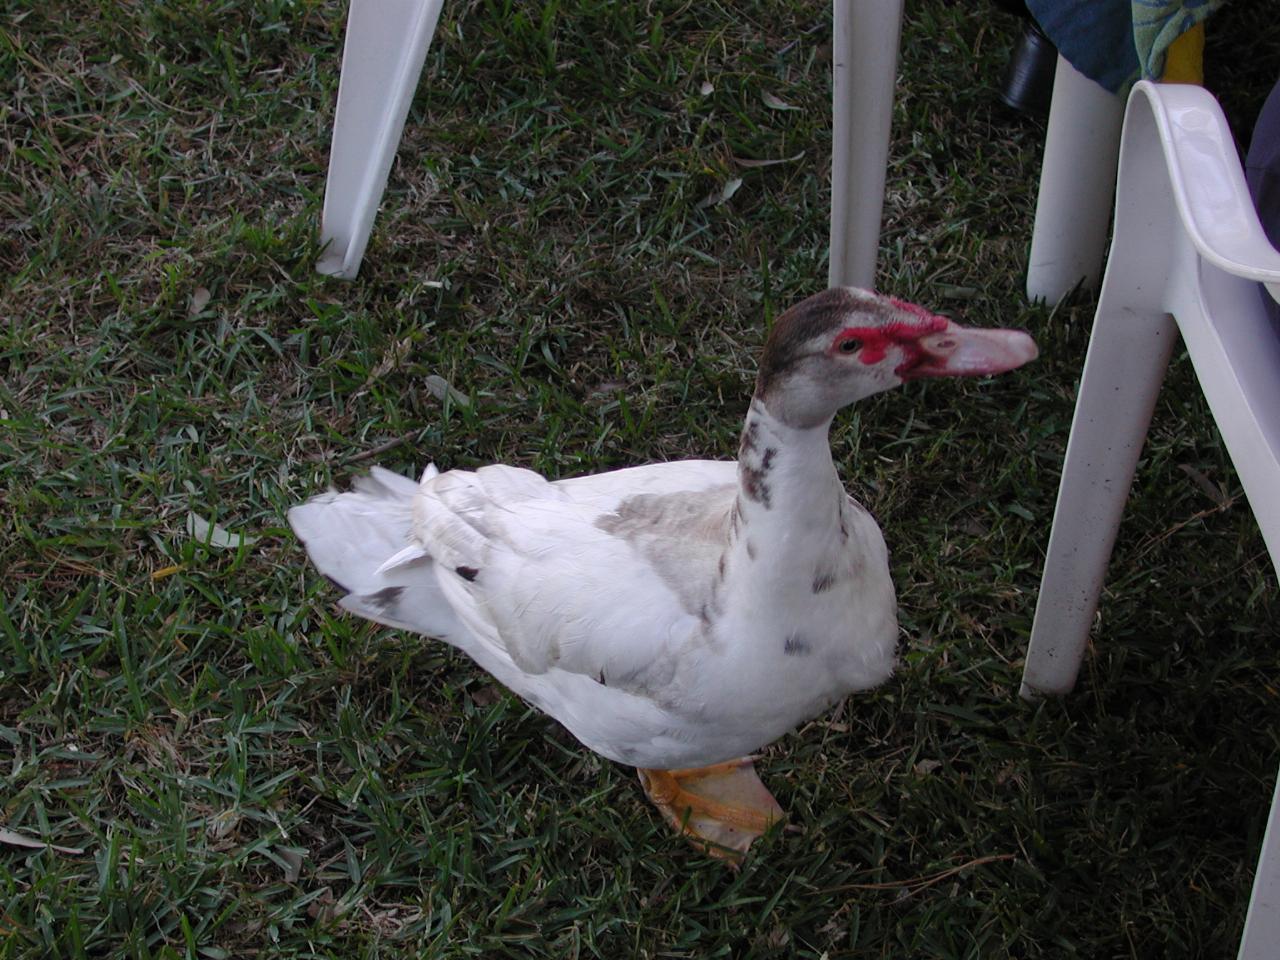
xmin=934 ymin=284 xmax=981 ymax=300
xmin=186 ymin=513 xmax=259 ymax=550
xmin=696 ymin=177 xmax=743 ymax=209
xmin=470 ymin=684 xmax=506 ymax=707
xmin=307 ymin=887 xmax=337 ymax=921
xmin=0 ymin=827 xmax=84 ymax=856
xmin=734 ymin=150 xmax=805 ymax=169
xmin=188 ymin=287 xmax=211 ymax=316
xmin=207 ymin=809 xmax=241 ymax=840
xmin=1178 ymin=463 xmax=1232 ymax=509
xmin=275 ymin=846 xmax=306 ymax=883
xmin=587 ymin=380 xmax=626 ymax=399
xmin=423 ymin=374 xmax=471 ymax=408
xmin=761 ymin=91 xmax=801 ymax=111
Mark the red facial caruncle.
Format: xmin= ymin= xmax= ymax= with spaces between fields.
xmin=829 ymin=313 xmax=951 ymax=373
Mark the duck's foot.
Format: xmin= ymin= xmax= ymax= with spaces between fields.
xmin=637 ymin=757 xmax=784 ymax=862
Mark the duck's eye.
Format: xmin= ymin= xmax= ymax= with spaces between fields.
xmin=838 ymin=338 xmax=861 ymax=354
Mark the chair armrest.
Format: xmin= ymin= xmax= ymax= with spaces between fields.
xmin=1131 ymin=80 xmax=1280 ymax=302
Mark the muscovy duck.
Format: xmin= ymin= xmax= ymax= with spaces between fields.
xmin=289 ymin=287 xmax=1037 ymax=858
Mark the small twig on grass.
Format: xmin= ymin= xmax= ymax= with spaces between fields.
xmin=819 ymin=853 xmax=1016 ymax=895
xmin=1132 ymin=498 xmax=1238 ymax=562
xmin=338 ymin=432 xmax=419 ymax=466
xmin=775 ymin=20 xmax=827 ymax=57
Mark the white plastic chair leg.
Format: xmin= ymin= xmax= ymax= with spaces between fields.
xmin=317 ymin=0 xmax=445 ymax=279
xmin=324 ymin=2 xmax=905 ymax=287
xmin=1019 ymin=302 xmax=1177 ymax=697
xmin=827 ymin=0 xmax=904 ymax=290
xmin=1025 ymin=54 xmax=1124 ymax=303
xmin=1241 ymin=766 xmax=1280 ymax=959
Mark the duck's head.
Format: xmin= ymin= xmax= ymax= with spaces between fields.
xmin=755 ymin=287 xmax=1039 ymax=428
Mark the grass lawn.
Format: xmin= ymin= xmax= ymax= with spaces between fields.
xmin=3 ymin=1 xmax=1279 ymax=956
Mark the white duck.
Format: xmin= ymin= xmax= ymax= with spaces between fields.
xmin=289 ymin=287 xmax=1037 ymax=858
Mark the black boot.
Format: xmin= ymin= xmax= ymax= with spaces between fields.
xmin=1000 ymin=18 xmax=1058 ymax=117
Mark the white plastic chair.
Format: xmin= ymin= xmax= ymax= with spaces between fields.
xmin=316 ymin=0 xmax=904 ymax=285
xmin=1020 ymin=80 xmax=1280 ymax=959
xmin=1024 ymin=54 xmax=1125 ymax=303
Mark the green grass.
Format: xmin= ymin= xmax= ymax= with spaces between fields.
xmin=3 ymin=1 xmax=1279 ymax=956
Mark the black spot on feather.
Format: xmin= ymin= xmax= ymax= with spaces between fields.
xmin=813 ymin=570 xmax=838 ymax=594
xmin=366 ymin=585 xmax=404 ymax=611
xmin=455 ymin=565 xmax=479 ymax=582
xmin=597 ymin=669 xmax=607 ymax=687
xmin=740 ymin=447 xmax=777 ymax=509
xmin=740 ymin=467 xmax=768 ymax=507
xmin=783 ymin=633 xmax=811 ymax=656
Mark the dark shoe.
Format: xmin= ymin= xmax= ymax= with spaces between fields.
xmin=1000 ymin=21 xmax=1057 ymax=117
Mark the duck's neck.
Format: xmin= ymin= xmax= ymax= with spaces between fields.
xmin=733 ymin=398 xmax=843 ymax=548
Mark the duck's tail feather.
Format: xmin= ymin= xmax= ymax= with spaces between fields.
xmin=288 ymin=464 xmax=462 ymax=640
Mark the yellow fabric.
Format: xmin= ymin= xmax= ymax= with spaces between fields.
xmin=1161 ymin=22 xmax=1204 ymax=85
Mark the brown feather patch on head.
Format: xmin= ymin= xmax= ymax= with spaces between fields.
xmin=755 ymin=288 xmax=865 ymax=392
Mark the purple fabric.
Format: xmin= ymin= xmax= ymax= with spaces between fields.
xmin=1245 ymin=79 xmax=1280 ymax=322
xmin=1246 ymin=80 xmax=1280 ymax=247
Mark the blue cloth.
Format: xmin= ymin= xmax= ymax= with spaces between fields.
xmin=1026 ymin=0 xmax=1224 ymax=93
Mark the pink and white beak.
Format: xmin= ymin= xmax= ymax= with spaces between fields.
xmin=901 ymin=321 xmax=1038 ymax=380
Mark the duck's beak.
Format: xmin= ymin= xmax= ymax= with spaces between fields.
xmin=901 ymin=321 xmax=1039 ymax=380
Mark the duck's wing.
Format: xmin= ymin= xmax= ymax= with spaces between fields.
xmin=411 ymin=460 xmax=738 ymax=696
